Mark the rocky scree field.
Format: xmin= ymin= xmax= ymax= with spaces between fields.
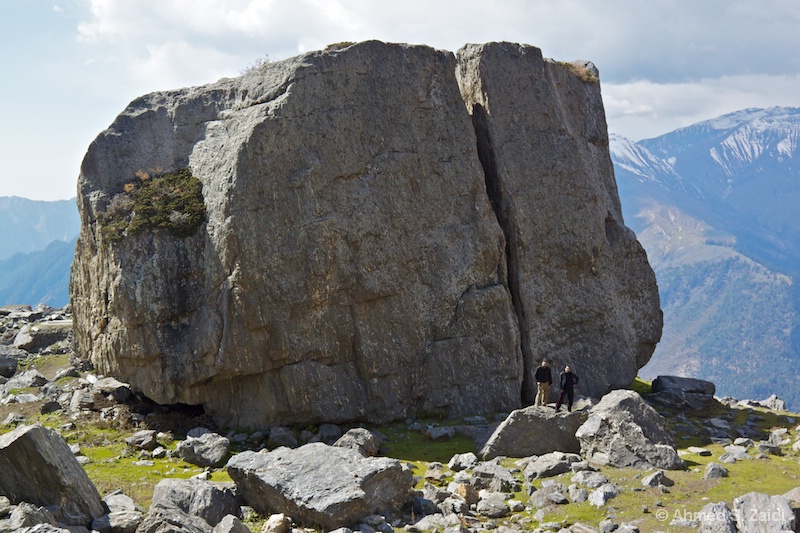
xmin=2 ymin=305 xmax=800 ymax=532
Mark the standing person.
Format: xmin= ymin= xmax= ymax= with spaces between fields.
xmin=555 ymin=365 xmax=579 ymax=412
xmin=534 ymin=360 xmax=552 ymax=407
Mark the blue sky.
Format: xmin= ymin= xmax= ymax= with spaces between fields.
xmin=2 ymin=0 xmax=800 ymax=200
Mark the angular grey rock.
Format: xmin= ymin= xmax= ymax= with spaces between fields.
xmin=471 ymin=463 xmax=519 ymax=493
xmin=575 ymin=390 xmax=685 ymax=470
xmin=652 ymin=375 xmax=715 ymax=395
xmin=261 ymin=513 xmax=290 ymax=533
xmin=318 ymin=423 xmax=343 ymax=445
xmin=333 ymin=428 xmax=383 ymax=457
xmin=759 ymin=394 xmax=787 ymax=412
xmin=91 ymin=510 xmax=143 ymax=533
xmin=641 ymin=470 xmax=674 ymax=487
xmin=266 ymin=426 xmax=298 ymax=449
xmin=72 ymin=40 xmax=660 ymax=427
xmin=212 ymin=514 xmax=251 ymax=533
xmin=688 ymin=446 xmax=712 ymax=456
xmin=698 ymin=501 xmax=736 ymax=533
xmin=478 ymin=405 xmax=587 ymax=460
xmin=703 ymin=463 xmax=729 ymax=480
xmin=588 ymin=483 xmax=620 ymax=507
xmin=176 ymin=432 xmax=230 ymax=467
xmin=571 ymin=471 xmax=610 ymax=489
xmin=6 ymin=502 xmax=57 ymax=529
xmin=756 ymin=441 xmax=782 ymax=456
xmin=528 ymin=482 xmax=568 ymax=508
xmin=0 ymin=354 xmax=17 ymax=378
xmin=447 ymin=452 xmax=478 ymax=472
xmin=103 ymin=492 xmax=139 ymax=513
xmin=135 ymin=502 xmax=213 ymax=533
xmin=0 ymin=495 xmax=10 ymax=517
xmin=226 ymin=442 xmax=413 ymax=529
xmin=733 ymin=492 xmax=795 ymax=532
xmin=13 ymin=321 xmax=73 ymax=353
xmin=151 ymin=478 xmax=239 ymax=527
xmin=523 ymin=451 xmax=582 ymax=480
xmin=425 ymin=426 xmax=456 ymax=441
xmin=569 ymin=485 xmax=589 ymax=503
xmin=92 ymin=377 xmax=134 ymax=403
xmin=6 ymin=369 xmax=48 ymax=388
xmin=475 ymin=492 xmax=510 ymax=518
xmin=0 ymin=424 xmax=105 ymax=526
xmin=125 ymin=430 xmax=158 ymax=451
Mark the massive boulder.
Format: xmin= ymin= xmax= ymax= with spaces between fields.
xmin=71 ymin=40 xmax=662 ymax=427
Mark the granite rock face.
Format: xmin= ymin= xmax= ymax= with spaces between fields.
xmin=71 ymin=40 xmax=661 ymax=427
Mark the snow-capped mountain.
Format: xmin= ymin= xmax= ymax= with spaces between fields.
xmin=611 ymin=107 xmax=800 ymax=409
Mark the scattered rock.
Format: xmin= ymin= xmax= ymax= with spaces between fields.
xmin=151 ymin=478 xmax=240 ymax=527
xmin=334 ymin=428 xmax=384 ymax=457
xmin=176 ymin=432 xmax=231 ymax=467
xmin=528 ymin=482 xmax=568 ymax=508
xmin=649 ymin=375 xmax=716 ymax=409
xmin=759 ymin=394 xmax=787 ymax=412
xmin=92 ymin=510 xmax=144 ymax=533
xmin=426 ymin=426 xmax=456 ymax=441
xmin=227 ymin=442 xmax=414 ymax=529
xmin=733 ymin=492 xmax=794 ymax=532
xmin=125 ymin=430 xmax=158 ymax=451
xmin=447 ymin=452 xmax=478 ymax=472
xmin=575 ymin=390 xmax=685 ymax=470
xmin=475 ymin=492 xmax=510 ymax=518
xmin=212 ymin=514 xmax=251 ymax=533
xmin=6 ymin=502 xmax=57 ymax=530
xmin=92 ymin=377 xmax=134 ymax=404
xmin=703 ymin=463 xmax=729 ymax=480
xmin=267 ymin=427 xmax=298 ymax=449
xmin=0 ymin=424 xmax=105 ymax=526
xmin=136 ymin=501 xmax=213 ymax=533
xmin=472 ymin=462 xmax=519 ymax=492
xmin=318 ymin=424 xmax=343 ymax=445
xmin=523 ymin=452 xmax=582 ymax=480
xmin=698 ymin=501 xmax=736 ymax=533
xmin=571 ymin=471 xmax=610 ymax=489
xmin=688 ymin=446 xmax=712 ymax=456
xmin=756 ymin=441 xmax=782 ymax=456
xmin=641 ymin=470 xmax=674 ymax=487
xmin=478 ymin=405 xmax=587 ymax=460
xmin=588 ymin=483 xmax=620 ymax=507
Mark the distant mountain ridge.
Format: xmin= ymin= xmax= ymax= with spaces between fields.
xmin=0 ymin=196 xmax=79 ymax=306
xmin=612 ymin=106 xmax=800 ymax=409
xmin=0 ymin=197 xmax=80 ymax=261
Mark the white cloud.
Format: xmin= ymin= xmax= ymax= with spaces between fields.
xmin=604 ymin=74 xmax=800 ymax=141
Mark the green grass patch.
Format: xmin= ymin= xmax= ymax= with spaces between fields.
xmin=630 ymin=376 xmax=652 ymax=395
xmin=99 ymin=168 xmax=206 ymax=243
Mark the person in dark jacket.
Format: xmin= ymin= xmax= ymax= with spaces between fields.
xmin=555 ymin=365 xmax=579 ymax=412
xmin=534 ymin=360 xmax=552 ymax=407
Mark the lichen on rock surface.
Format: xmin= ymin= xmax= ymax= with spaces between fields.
xmin=71 ymin=40 xmax=662 ymax=428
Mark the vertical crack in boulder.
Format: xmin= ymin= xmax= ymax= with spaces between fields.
xmin=471 ymin=103 xmax=535 ymax=405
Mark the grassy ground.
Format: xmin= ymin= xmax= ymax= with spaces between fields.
xmin=3 ymin=369 xmax=799 ymax=532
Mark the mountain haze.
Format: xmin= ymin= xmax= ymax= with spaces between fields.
xmin=612 ymin=107 xmax=800 ymax=409
xmin=0 ymin=197 xmax=79 ymax=306
xmin=0 ymin=197 xmax=80 ymax=260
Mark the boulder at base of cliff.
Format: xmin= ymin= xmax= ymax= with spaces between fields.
xmin=0 ymin=424 xmax=105 ymax=526
xmin=479 ymin=405 xmax=587 ymax=460
xmin=226 ymin=442 xmax=414 ymax=529
xmin=575 ymin=390 xmax=685 ymax=470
